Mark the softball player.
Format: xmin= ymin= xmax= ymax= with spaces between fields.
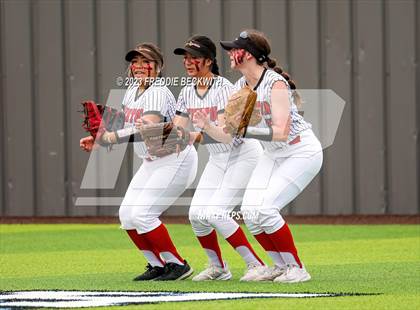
xmin=217 ymin=29 xmax=323 ymax=283
xmin=80 ymin=43 xmax=198 ymax=281
xmin=173 ymin=35 xmax=266 ymax=281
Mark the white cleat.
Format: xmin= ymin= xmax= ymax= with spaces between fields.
xmin=192 ymin=262 xmax=232 ymax=281
xmin=273 ymin=264 xmax=311 ymax=283
xmin=239 ymin=263 xmax=270 ymax=282
xmin=254 ymin=265 xmax=286 ymax=281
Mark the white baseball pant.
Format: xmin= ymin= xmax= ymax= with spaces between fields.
xmin=241 ymin=129 xmax=323 ymax=235
xmin=189 ymin=139 xmax=263 ymax=238
xmin=119 ymin=145 xmax=198 ymax=233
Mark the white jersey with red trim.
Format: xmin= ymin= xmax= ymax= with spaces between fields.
xmin=176 ymin=76 xmax=238 ymax=154
xmin=122 ymin=82 xmax=176 ymax=157
xmin=234 ymin=69 xmax=311 ymax=151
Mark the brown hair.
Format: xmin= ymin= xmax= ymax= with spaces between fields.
xmin=244 ymin=29 xmax=302 ymax=108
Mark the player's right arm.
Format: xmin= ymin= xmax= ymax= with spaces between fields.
xmin=173 ymin=88 xmax=202 ymax=144
xmin=192 ymin=83 xmax=234 ymax=144
xmin=193 ymin=111 xmax=233 ymax=144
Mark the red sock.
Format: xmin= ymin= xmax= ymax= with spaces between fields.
xmin=254 ymin=232 xmax=286 ymax=266
xmin=143 ymin=223 xmax=185 ymax=265
xmin=197 ymin=230 xmax=224 ymax=268
xmin=126 ymin=230 xmax=165 ymax=266
xmin=126 ymin=230 xmax=165 ymax=265
xmin=226 ymin=227 xmax=265 ymax=266
xmin=254 ymin=232 xmax=277 ymax=251
xmin=267 ymin=223 xmax=302 ymax=267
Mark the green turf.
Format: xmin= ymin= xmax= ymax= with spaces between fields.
xmin=1 ymin=224 xmax=419 ymax=309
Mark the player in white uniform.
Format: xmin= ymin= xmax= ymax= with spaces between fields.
xmin=218 ymin=30 xmax=323 ymax=283
xmin=202 ymin=29 xmax=322 ymax=283
xmin=173 ymin=36 xmax=266 ymax=281
xmin=80 ymin=43 xmax=197 ymax=281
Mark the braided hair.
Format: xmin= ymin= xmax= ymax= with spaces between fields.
xmin=245 ymin=29 xmax=302 ymax=110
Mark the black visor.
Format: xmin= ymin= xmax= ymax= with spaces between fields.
xmin=174 ymin=40 xmax=214 ymax=59
xmin=220 ymin=31 xmax=268 ymax=63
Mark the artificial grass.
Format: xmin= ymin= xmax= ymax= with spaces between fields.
xmin=1 ymin=224 xmax=419 ymax=309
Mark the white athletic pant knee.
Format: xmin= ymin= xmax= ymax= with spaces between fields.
xmin=119 ymin=204 xmax=136 ymax=230
xmin=190 ymin=140 xmax=263 ymax=237
xmin=120 ymin=146 xmax=197 ymax=233
xmin=242 ymin=130 xmax=323 ymax=235
xmin=189 ymin=202 xmax=212 ymax=237
xmin=189 ymin=158 xmax=221 ymax=237
xmin=205 ymin=191 xmax=241 ymax=238
xmin=119 ymin=162 xmax=150 ymax=230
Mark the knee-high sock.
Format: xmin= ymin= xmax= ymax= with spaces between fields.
xmin=126 ymin=230 xmax=165 ymax=267
xmin=197 ymin=230 xmax=224 ymax=268
xmin=226 ymin=227 xmax=265 ymax=266
xmin=267 ymin=223 xmax=302 ymax=267
xmin=143 ymin=223 xmax=185 ymax=265
xmin=254 ymin=232 xmax=286 ymax=267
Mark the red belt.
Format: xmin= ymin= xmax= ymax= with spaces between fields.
xmin=288 ymin=135 xmax=301 ymax=145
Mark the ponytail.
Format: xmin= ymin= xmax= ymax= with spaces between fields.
xmin=211 ymin=58 xmax=220 ymax=75
xmin=241 ymin=29 xmax=304 ymax=114
xmin=266 ymin=57 xmax=302 ymax=110
xmin=266 ymin=57 xmax=295 ymax=89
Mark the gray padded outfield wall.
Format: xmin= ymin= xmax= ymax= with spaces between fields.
xmin=0 ymin=0 xmax=418 ymax=217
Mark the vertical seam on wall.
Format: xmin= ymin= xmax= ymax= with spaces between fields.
xmin=93 ymin=0 xmax=100 ymax=216
xmin=350 ymin=0 xmax=358 ymax=214
xmin=284 ymin=0 xmax=293 ymax=215
xmin=318 ymin=0 xmax=325 ymax=214
xmin=382 ymin=0 xmax=390 ymax=214
xmin=61 ymin=0 xmax=70 ymax=216
xmin=187 ymin=0 xmax=194 ymax=202
xmin=285 ymin=0 xmax=291 ymax=72
xmin=125 ymin=0 xmax=130 ymax=50
xmin=0 ymin=0 xmax=7 ymax=215
xmin=157 ymin=0 xmax=162 ymax=52
xmin=189 ymin=0 xmax=193 ymax=35
xmin=220 ymin=0 xmax=226 ymax=75
xmin=416 ymin=0 xmax=420 ymax=213
xmin=30 ymin=1 xmax=38 ymax=216
xmin=253 ymin=0 xmax=258 ymax=29
xmin=125 ymin=0 xmax=133 ymax=183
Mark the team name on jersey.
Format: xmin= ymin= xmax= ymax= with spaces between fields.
xmin=124 ymin=107 xmax=144 ymax=123
xmin=187 ymin=106 xmax=218 ymax=122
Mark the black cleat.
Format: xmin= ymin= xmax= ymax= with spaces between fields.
xmin=133 ymin=264 xmax=165 ymax=281
xmin=154 ymin=260 xmax=193 ymax=281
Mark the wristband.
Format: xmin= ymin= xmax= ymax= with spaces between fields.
xmin=100 ymin=131 xmax=117 ymax=145
xmin=243 ymin=126 xmax=273 ymax=141
xmin=115 ymin=127 xmax=143 ymax=143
